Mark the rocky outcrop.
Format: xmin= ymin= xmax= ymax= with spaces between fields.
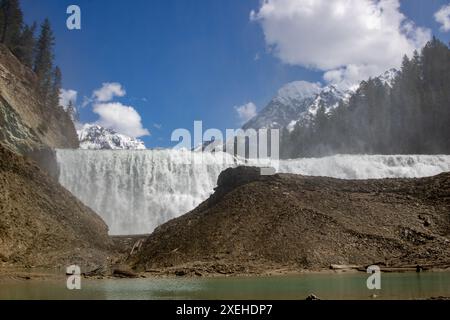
xmin=0 ymin=143 xmax=112 ymax=268
xmin=131 ymin=166 xmax=450 ymax=275
xmin=0 ymin=44 xmax=78 ymax=175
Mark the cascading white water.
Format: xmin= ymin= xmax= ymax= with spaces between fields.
xmin=56 ymin=150 xmax=450 ymax=235
xmin=56 ymin=149 xmax=238 ymax=235
xmin=277 ymin=154 xmax=450 ymax=179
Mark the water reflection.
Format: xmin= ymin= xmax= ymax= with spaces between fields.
xmin=1 ymin=272 xmax=449 ymax=300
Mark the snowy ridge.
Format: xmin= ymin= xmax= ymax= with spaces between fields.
xmin=243 ymin=81 xmax=349 ymax=131
xmin=56 ymin=150 xmax=450 ymax=235
xmin=274 ymin=81 xmax=322 ymax=105
xmin=243 ymin=68 xmax=398 ymax=132
xmin=288 ymin=84 xmax=351 ymax=131
xmin=377 ymin=68 xmax=399 ymax=87
xmin=77 ymin=124 xmax=146 ymax=150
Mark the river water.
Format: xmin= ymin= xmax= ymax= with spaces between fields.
xmin=1 ymin=272 xmax=449 ymax=300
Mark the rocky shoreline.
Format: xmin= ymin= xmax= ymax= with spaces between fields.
xmin=2 ymin=163 xmax=450 ymax=279
xmin=2 ymin=264 xmax=450 ymax=283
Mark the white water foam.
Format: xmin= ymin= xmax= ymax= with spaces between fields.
xmin=56 ymin=150 xmax=450 ymax=235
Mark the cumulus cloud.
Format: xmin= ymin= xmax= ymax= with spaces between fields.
xmin=93 ymin=82 xmax=126 ymax=102
xmin=251 ymin=0 xmax=431 ymax=88
xmin=235 ymin=102 xmax=257 ymax=123
xmin=59 ymin=89 xmax=77 ymax=110
xmin=93 ymin=102 xmax=150 ymax=138
xmin=79 ymin=82 xmax=151 ymax=138
xmin=435 ymin=4 xmax=450 ymax=32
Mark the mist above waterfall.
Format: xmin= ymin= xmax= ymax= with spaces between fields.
xmin=56 ymin=150 xmax=450 ymax=235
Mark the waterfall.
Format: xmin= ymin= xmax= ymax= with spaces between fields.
xmin=277 ymin=154 xmax=450 ymax=180
xmin=56 ymin=149 xmax=238 ymax=235
xmin=56 ymin=150 xmax=450 ymax=235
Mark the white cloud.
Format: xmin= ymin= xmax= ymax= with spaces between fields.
xmin=435 ymin=4 xmax=450 ymax=32
xmin=235 ymin=102 xmax=257 ymax=123
xmin=323 ymin=64 xmax=384 ymax=90
xmin=251 ymin=0 xmax=431 ymax=88
xmin=81 ymin=82 xmax=150 ymax=138
xmin=153 ymin=123 xmax=162 ymax=129
xmin=93 ymin=102 xmax=150 ymax=138
xmin=59 ymin=89 xmax=77 ymax=110
xmin=81 ymin=96 xmax=92 ymax=108
xmin=93 ymin=82 xmax=126 ymax=102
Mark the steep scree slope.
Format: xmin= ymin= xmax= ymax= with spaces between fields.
xmin=0 ymin=143 xmax=112 ymax=268
xmin=132 ymin=167 xmax=450 ymax=274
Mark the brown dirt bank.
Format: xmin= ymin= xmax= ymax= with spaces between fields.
xmin=0 ymin=143 xmax=113 ymax=269
xmin=130 ymin=166 xmax=450 ymax=276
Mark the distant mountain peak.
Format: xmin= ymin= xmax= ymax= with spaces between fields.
xmin=243 ymin=81 xmax=348 ymax=131
xmin=274 ymin=81 xmax=322 ymax=104
xmin=77 ymin=124 xmax=146 ymax=150
xmin=242 ymin=68 xmax=400 ymax=132
xmin=378 ymin=68 xmax=399 ymax=87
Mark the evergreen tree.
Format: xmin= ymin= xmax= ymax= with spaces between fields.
xmin=14 ymin=21 xmax=35 ymax=67
xmin=49 ymin=66 xmax=61 ymax=109
xmin=66 ymin=100 xmax=79 ymax=122
xmin=1 ymin=1 xmax=65 ymax=113
xmin=0 ymin=0 xmax=23 ymax=48
xmin=279 ymin=38 xmax=450 ymax=157
xmin=34 ymin=18 xmax=55 ymax=106
xmin=421 ymin=37 xmax=450 ymax=151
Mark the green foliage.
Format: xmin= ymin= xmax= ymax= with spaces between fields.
xmin=0 ymin=0 xmax=23 ymax=49
xmin=49 ymin=66 xmax=62 ymax=109
xmin=34 ymin=18 xmax=55 ymax=106
xmin=14 ymin=21 xmax=35 ymax=67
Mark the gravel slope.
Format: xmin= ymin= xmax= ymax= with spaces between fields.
xmin=132 ymin=166 xmax=450 ymax=275
xmin=0 ymin=143 xmax=112 ymax=269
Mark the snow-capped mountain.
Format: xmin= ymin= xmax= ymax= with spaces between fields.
xmin=289 ymin=84 xmax=350 ymax=130
xmin=243 ymin=81 xmax=349 ymax=131
xmin=243 ymin=69 xmax=399 ymax=132
xmin=272 ymin=81 xmax=322 ymax=105
xmin=77 ymin=124 xmax=146 ymax=150
xmin=377 ymin=68 xmax=399 ymax=87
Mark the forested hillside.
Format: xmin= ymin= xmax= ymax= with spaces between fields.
xmin=281 ymin=38 xmax=450 ymax=158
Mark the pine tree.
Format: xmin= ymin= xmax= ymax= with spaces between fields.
xmin=280 ymin=39 xmax=450 ymax=158
xmin=34 ymin=18 xmax=55 ymax=106
xmin=49 ymin=66 xmax=61 ymax=109
xmin=421 ymin=37 xmax=450 ymax=151
xmin=14 ymin=21 xmax=35 ymax=67
xmin=0 ymin=0 xmax=23 ymax=49
xmin=66 ymin=100 xmax=79 ymax=122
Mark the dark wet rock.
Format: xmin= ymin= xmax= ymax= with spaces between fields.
xmin=112 ymin=267 xmax=139 ymax=278
xmin=305 ymin=294 xmax=320 ymax=300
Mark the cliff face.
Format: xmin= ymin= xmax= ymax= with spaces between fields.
xmin=0 ymin=46 xmax=115 ymax=268
xmin=0 ymin=44 xmax=78 ymax=176
xmin=132 ymin=167 xmax=450 ymax=275
xmin=0 ymin=143 xmax=112 ymax=268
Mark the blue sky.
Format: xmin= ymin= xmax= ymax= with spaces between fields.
xmin=21 ymin=0 xmax=450 ymax=148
